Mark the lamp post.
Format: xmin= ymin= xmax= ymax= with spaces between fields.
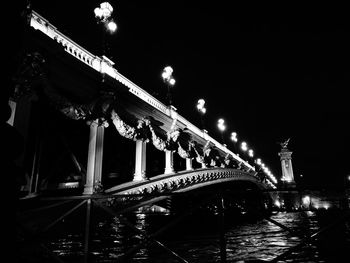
xmin=217 ymin=118 xmax=226 ymax=145
xmin=248 ymin=148 xmax=254 ymax=165
xmin=94 ymin=2 xmax=117 ymax=55
xmin=240 ymin=141 xmax=248 ymax=162
xmin=161 ymin=66 xmax=176 ymax=106
xmin=196 ymin=99 xmax=206 ymax=130
xmin=230 ymin=131 xmax=238 ymax=153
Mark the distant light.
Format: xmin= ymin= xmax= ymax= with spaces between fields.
xmin=162 ymin=66 xmax=175 ymax=84
xmin=302 ymin=195 xmax=310 ymax=206
xmin=197 ymin=99 xmax=206 ymax=114
xmin=256 ymin=158 xmax=262 ymax=165
xmin=274 ymin=200 xmax=281 ymax=207
xmin=169 ymin=77 xmax=176 ymax=86
xmin=231 ymin=132 xmax=238 ymax=142
xmin=217 ymin=118 xmax=226 ymax=131
xmin=162 ymin=66 xmax=173 ymax=79
xmin=323 ymin=203 xmax=330 ymax=210
xmin=248 ymin=149 xmax=254 ymax=157
xmin=241 ymin=141 xmax=247 ymax=151
xmin=198 ymin=99 xmax=205 ymax=105
xmin=94 ymin=2 xmax=113 ymax=21
xmin=106 ymin=20 xmax=117 ymax=32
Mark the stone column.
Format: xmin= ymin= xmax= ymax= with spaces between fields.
xmin=164 ymin=150 xmax=174 ymax=174
xmin=133 ymin=139 xmax=147 ymax=181
xmin=84 ymin=121 xmax=105 ymax=195
xmin=278 ymin=149 xmax=295 ymax=184
xmin=186 ymin=158 xmax=193 ymax=171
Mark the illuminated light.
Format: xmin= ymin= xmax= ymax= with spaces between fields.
xmin=323 ymin=204 xmax=330 ymax=210
xmin=94 ymin=2 xmax=114 ymax=21
xmin=248 ymin=149 xmax=254 ymax=157
xmin=231 ymin=132 xmax=238 ymax=142
xmin=274 ymin=200 xmax=281 ymax=207
xmin=162 ymin=66 xmax=174 ymax=81
xmin=217 ymin=118 xmax=226 ymax=131
xmin=169 ymin=77 xmax=176 ymax=86
xmin=162 ymin=66 xmax=176 ymax=105
xmin=196 ymin=99 xmax=206 ymax=114
xmin=241 ymin=141 xmax=248 ymax=151
xmin=94 ymin=7 xmax=103 ymax=19
xmin=198 ymin=99 xmax=205 ymax=106
xmin=302 ymin=195 xmax=311 ymax=206
xmin=106 ymin=20 xmax=117 ymax=32
xmin=256 ymin=158 xmax=262 ymax=165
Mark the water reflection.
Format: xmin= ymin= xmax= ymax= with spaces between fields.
xmin=46 ymin=209 xmax=349 ymax=262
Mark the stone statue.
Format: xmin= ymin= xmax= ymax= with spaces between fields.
xmin=279 ymin=138 xmax=290 ymax=149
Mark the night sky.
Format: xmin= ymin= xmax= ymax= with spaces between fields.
xmin=9 ymin=1 xmax=350 ymax=189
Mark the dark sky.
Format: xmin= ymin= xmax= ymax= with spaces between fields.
xmin=12 ymin=1 xmax=350 ymax=189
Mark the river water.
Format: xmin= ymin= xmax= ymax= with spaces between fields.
xmin=41 ymin=206 xmax=350 ymax=263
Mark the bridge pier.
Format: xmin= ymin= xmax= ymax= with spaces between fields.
xmin=133 ymin=139 xmax=147 ymax=181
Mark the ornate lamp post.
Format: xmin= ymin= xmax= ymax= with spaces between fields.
xmin=241 ymin=141 xmax=248 ymax=152
xmin=94 ymin=2 xmax=117 ymax=55
xmin=196 ymin=99 xmax=206 ymax=129
xmin=230 ymin=131 xmax=238 ymax=153
xmin=217 ymin=118 xmax=226 ymax=145
xmin=161 ymin=66 xmax=176 ymax=105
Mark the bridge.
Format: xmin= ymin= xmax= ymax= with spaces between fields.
xmin=8 ymin=9 xmax=297 ymax=262
xmin=10 ymin=10 xmax=277 ymax=200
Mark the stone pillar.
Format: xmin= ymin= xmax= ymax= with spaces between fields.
xmin=84 ymin=121 xmax=105 ymax=195
xmin=164 ymin=150 xmax=174 ymax=174
xmin=278 ymin=149 xmax=295 ymax=185
xmin=133 ymin=139 xmax=147 ymax=181
xmin=186 ymin=158 xmax=193 ymax=171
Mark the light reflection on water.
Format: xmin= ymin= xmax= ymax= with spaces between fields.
xmin=48 ymin=209 xmax=350 ymax=262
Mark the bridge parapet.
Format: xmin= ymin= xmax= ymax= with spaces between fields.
xmin=106 ymin=168 xmax=266 ymax=196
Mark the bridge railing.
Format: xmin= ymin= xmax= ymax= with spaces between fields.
xmin=29 ymin=10 xmax=254 ymax=172
xmin=106 ymin=167 xmax=265 ymax=196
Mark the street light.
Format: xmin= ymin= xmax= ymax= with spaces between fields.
xmin=217 ymin=118 xmax=226 ymax=144
xmin=162 ymin=66 xmax=176 ymax=105
xmin=94 ymin=2 xmax=117 ymax=31
xmin=248 ymin=149 xmax=254 ymax=158
xmin=196 ymin=99 xmax=206 ymax=129
xmin=94 ymin=2 xmax=117 ymax=56
xmin=241 ymin=141 xmax=248 ymax=152
xmin=230 ymin=132 xmax=238 ymax=153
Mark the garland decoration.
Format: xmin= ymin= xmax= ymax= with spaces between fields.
xmin=177 ymin=141 xmax=191 ymax=159
xmin=148 ymin=123 xmax=167 ymax=151
xmin=192 ymin=142 xmax=205 ymax=164
xmin=111 ymin=109 xmax=137 ymax=140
